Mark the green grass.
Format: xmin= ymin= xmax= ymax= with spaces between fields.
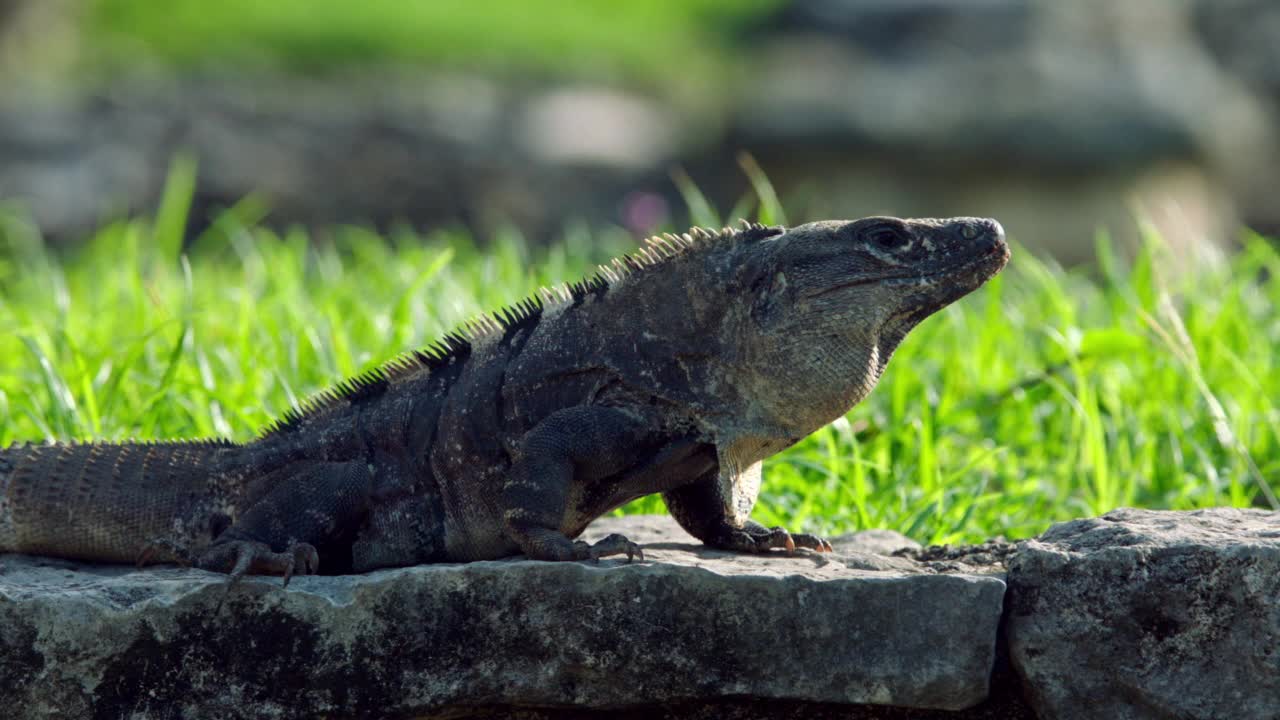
xmin=82 ymin=0 xmax=783 ymax=92
xmin=1 ymin=192 xmax=1277 ymax=545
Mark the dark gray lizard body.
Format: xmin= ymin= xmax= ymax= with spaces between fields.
xmin=0 ymin=217 xmax=1009 ymax=580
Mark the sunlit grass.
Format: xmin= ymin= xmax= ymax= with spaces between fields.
xmin=83 ymin=0 xmax=784 ymax=92
xmin=1 ymin=193 xmax=1276 ymax=544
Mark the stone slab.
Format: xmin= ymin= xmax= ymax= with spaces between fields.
xmin=1006 ymin=507 xmax=1280 ymax=720
xmin=0 ymin=515 xmax=1005 ymax=719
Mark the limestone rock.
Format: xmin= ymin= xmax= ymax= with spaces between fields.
xmin=0 ymin=515 xmax=1005 ymax=719
xmin=830 ymin=528 xmax=920 ymax=557
xmin=1006 ymin=507 xmax=1280 ymax=720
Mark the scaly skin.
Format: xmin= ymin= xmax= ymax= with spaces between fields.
xmin=0 ymin=217 xmax=1009 ymax=582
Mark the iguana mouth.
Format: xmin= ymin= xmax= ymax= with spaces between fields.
xmin=883 ymin=241 xmax=1009 ymax=286
xmin=809 ymin=242 xmax=1007 ymax=299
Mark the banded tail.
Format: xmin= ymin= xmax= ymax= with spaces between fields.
xmin=0 ymin=440 xmax=239 ymax=562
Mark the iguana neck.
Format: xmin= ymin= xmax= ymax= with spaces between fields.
xmin=726 ymin=327 xmax=889 ymax=443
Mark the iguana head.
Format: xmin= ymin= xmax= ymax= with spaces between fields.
xmin=726 ymin=216 xmax=1008 ymax=431
xmin=762 ymin=215 xmax=1005 ymax=328
xmin=741 ymin=215 xmax=1006 ymax=337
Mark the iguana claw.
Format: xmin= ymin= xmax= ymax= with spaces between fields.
xmin=573 ymin=533 xmax=645 ymax=563
xmin=200 ymin=539 xmax=320 ymax=587
xmin=724 ymin=526 xmax=833 ymax=554
xmin=791 ymin=533 xmax=835 ymax=553
xmin=280 ymin=543 xmax=321 ymax=586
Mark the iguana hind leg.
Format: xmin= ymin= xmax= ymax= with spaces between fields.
xmin=663 ymin=471 xmax=833 ymax=554
xmin=198 ymin=460 xmax=374 ymax=583
xmin=502 ymin=406 xmax=651 ymax=562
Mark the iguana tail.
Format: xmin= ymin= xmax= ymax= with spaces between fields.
xmin=0 ymin=440 xmax=239 ymax=563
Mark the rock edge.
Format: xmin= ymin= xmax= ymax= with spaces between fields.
xmin=0 ymin=516 xmax=1005 ymax=719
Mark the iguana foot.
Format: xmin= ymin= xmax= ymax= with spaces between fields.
xmin=572 ymin=533 xmax=645 ymax=563
xmin=198 ymin=539 xmax=320 ymax=588
xmin=722 ymin=525 xmax=834 ymax=554
xmin=197 ymin=540 xmax=318 ymax=613
xmin=510 ymin=523 xmax=645 ymax=563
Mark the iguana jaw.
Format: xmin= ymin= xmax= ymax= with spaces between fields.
xmin=884 ymin=236 xmax=1009 ymax=285
xmin=805 ymin=219 xmax=1004 ymax=294
xmin=743 ymin=216 xmax=1007 ymax=333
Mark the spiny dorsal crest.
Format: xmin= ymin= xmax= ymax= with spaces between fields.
xmin=595 ymin=220 xmax=775 ymax=283
xmin=260 ymin=220 xmax=783 ymax=437
xmin=2 ymin=438 xmax=238 ymax=451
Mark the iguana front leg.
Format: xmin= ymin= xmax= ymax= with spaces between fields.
xmin=503 ymin=406 xmax=652 ymax=562
xmin=197 ymin=460 xmax=374 ymax=585
xmin=662 ymin=470 xmax=833 ymax=554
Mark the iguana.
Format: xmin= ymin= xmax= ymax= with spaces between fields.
xmin=0 ymin=217 xmax=1008 ymax=584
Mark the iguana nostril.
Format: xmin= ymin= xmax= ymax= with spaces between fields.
xmin=986 ymin=219 xmax=1005 ymax=242
xmin=962 ymin=219 xmax=1004 ymax=242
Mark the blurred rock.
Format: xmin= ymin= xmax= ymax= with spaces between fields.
xmin=757 ymin=0 xmax=1265 ymax=167
xmin=0 ymin=0 xmax=80 ymax=89
xmin=2 ymin=0 xmax=1280 ymax=257
xmin=719 ymin=0 xmax=1277 ymax=262
xmin=1192 ymin=0 xmax=1280 ymax=235
xmin=1194 ymin=0 xmax=1280 ymax=116
xmin=0 ymin=75 xmax=690 ymax=244
xmin=519 ymin=88 xmax=680 ymax=168
xmin=1007 ymin=507 xmax=1280 ymax=720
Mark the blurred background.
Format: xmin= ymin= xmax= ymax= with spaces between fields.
xmin=1 ymin=0 xmax=1277 ymax=262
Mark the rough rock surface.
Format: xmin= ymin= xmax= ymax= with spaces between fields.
xmin=1006 ymin=507 xmax=1280 ymax=720
xmin=0 ymin=515 xmax=1005 ymax=719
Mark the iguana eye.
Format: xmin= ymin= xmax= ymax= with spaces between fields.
xmin=865 ymin=226 xmax=908 ymax=250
